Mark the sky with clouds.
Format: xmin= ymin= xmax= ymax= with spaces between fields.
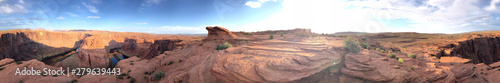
xmin=0 ymin=0 xmax=500 ymax=34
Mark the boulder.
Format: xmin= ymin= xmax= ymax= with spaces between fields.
xmin=203 ymin=26 xmax=237 ymax=40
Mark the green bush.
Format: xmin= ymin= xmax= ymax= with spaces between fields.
xmin=168 ymin=61 xmax=174 ymax=65
xmin=388 ymin=53 xmax=396 ymax=58
xmin=16 ymin=61 xmax=22 ymax=65
xmin=498 ymin=68 xmax=500 ymax=71
xmin=388 ymin=50 xmax=393 ymax=53
xmin=70 ymin=79 xmax=78 ymax=83
xmin=361 ymin=37 xmax=367 ymax=41
xmin=398 ymin=58 xmax=404 ymax=64
xmin=154 ymin=71 xmax=165 ymax=81
xmin=144 ymin=71 xmax=149 ymax=75
xmin=408 ymin=54 xmax=417 ymax=59
xmin=216 ymin=42 xmax=233 ymax=50
xmin=130 ymin=78 xmax=136 ymax=83
xmin=343 ymin=37 xmax=360 ymax=53
xmin=269 ymin=34 xmax=274 ymax=39
xmin=179 ymin=60 xmax=182 ymax=62
xmin=130 ymin=63 xmax=134 ymax=65
xmin=0 ymin=67 xmax=4 ymax=70
xmin=244 ymin=32 xmax=254 ymax=35
xmin=361 ymin=43 xmax=370 ymax=49
xmin=127 ymin=76 xmax=131 ymax=79
xmin=410 ymin=65 xmax=415 ymax=70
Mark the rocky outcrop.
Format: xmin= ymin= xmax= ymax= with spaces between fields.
xmin=204 ymin=26 xmax=237 ymax=40
xmin=436 ymin=37 xmax=500 ymax=64
xmin=77 ymin=49 xmax=109 ymax=68
xmin=450 ymin=66 xmax=488 ymax=83
xmin=142 ymin=40 xmax=181 ymax=59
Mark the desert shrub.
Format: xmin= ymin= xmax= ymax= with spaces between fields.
xmin=144 ymin=71 xmax=149 ymax=75
xmin=154 ymin=71 xmax=165 ymax=81
xmin=130 ymin=63 xmax=134 ymax=65
xmin=388 ymin=50 xmax=393 ymax=53
xmin=487 ymin=68 xmax=490 ymax=70
xmin=361 ymin=43 xmax=370 ymax=49
xmin=168 ymin=61 xmax=174 ymax=65
xmin=343 ymin=37 xmax=360 ymax=53
xmin=244 ymin=32 xmax=254 ymax=35
xmin=388 ymin=53 xmax=396 ymax=58
xmin=179 ymin=60 xmax=182 ymax=62
xmin=16 ymin=61 xmax=22 ymax=65
xmin=398 ymin=58 xmax=404 ymax=64
xmin=130 ymin=78 xmax=136 ymax=83
xmin=280 ymin=33 xmax=284 ymax=37
xmin=498 ymin=68 xmax=500 ymax=71
xmin=216 ymin=42 xmax=232 ymax=50
xmin=408 ymin=54 xmax=417 ymax=59
xmin=0 ymin=67 xmax=4 ymax=70
xmin=375 ymin=48 xmax=381 ymax=52
xmin=410 ymin=65 xmax=415 ymax=70
xmin=144 ymin=76 xmax=147 ymax=79
xmin=269 ymin=34 xmax=274 ymax=39
xmin=70 ymin=79 xmax=78 ymax=83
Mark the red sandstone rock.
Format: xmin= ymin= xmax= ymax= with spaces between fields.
xmin=204 ymin=26 xmax=237 ymax=40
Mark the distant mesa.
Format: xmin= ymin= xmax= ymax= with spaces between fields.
xmin=204 ymin=26 xmax=237 ymax=40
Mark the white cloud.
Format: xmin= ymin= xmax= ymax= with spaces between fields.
xmin=135 ymin=23 xmax=148 ymax=25
xmin=91 ymin=0 xmax=102 ymax=4
xmin=485 ymin=0 xmax=500 ymax=12
xmin=237 ymin=0 xmax=499 ymax=34
xmin=139 ymin=0 xmax=163 ymax=12
xmin=56 ymin=16 xmax=65 ymax=19
xmin=0 ymin=4 xmax=27 ymax=15
xmin=66 ymin=12 xmax=78 ymax=17
xmin=245 ymin=0 xmax=278 ymax=8
xmin=245 ymin=1 xmax=262 ymax=8
xmin=87 ymin=16 xmax=101 ymax=19
xmin=82 ymin=2 xmax=98 ymax=13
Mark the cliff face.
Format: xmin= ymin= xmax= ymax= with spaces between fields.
xmin=204 ymin=26 xmax=237 ymax=40
xmin=0 ymin=32 xmax=70 ymax=61
xmin=447 ymin=37 xmax=500 ymax=64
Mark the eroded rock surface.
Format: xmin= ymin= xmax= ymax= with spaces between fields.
xmin=211 ymin=39 xmax=342 ymax=82
xmin=204 ymin=26 xmax=237 ymax=40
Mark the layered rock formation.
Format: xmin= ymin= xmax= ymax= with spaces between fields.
xmin=204 ymin=26 xmax=237 ymax=40
xmin=449 ymin=37 xmax=500 ymax=64
xmin=142 ymin=40 xmax=182 ymax=59
xmin=433 ymin=37 xmax=500 ymax=64
xmin=0 ymin=32 xmax=70 ymax=61
xmin=211 ymin=39 xmax=342 ymax=82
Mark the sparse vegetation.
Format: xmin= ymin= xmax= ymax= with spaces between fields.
xmin=168 ymin=61 xmax=174 ymax=65
xmin=269 ymin=34 xmax=274 ymax=39
xmin=0 ymin=67 xmax=4 ymax=70
xmin=144 ymin=71 xmax=149 ymax=75
xmin=388 ymin=53 xmax=396 ymax=58
xmin=361 ymin=37 xmax=367 ymax=41
xmin=154 ymin=71 xmax=165 ymax=81
xmin=280 ymin=33 xmax=284 ymax=37
xmin=127 ymin=76 xmax=131 ymax=79
xmin=388 ymin=50 xmax=393 ymax=53
xmin=130 ymin=63 xmax=134 ymax=65
xmin=244 ymin=32 xmax=254 ymax=35
xmin=408 ymin=54 xmax=417 ymax=59
xmin=216 ymin=42 xmax=233 ymax=50
xmin=70 ymin=79 xmax=78 ymax=83
xmin=410 ymin=65 xmax=415 ymax=70
xmin=398 ymin=58 xmax=404 ymax=64
xmin=130 ymin=78 xmax=136 ymax=83
xmin=16 ymin=61 xmax=22 ymax=65
xmin=361 ymin=43 xmax=370 ymax=49
xmin=487 ymin=68 xmax=490 ymax=70
xmin=343 ymin=37 xmax=361 ymax=53
xmin=179 ymin=60 xmax=182 ymax=62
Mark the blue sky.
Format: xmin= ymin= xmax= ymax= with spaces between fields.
xmin=1 ymin=0 xmax=500 ymax=34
